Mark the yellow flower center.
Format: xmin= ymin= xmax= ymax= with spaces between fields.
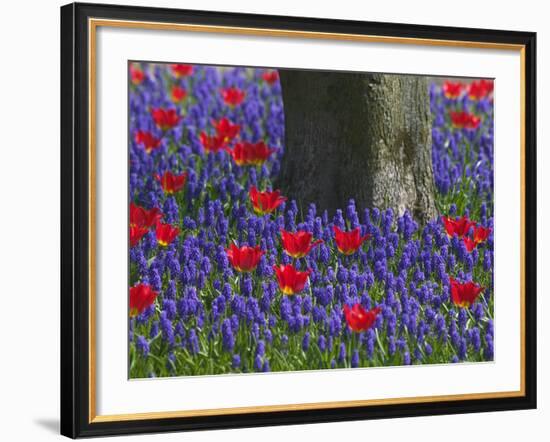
xmin=337 ymin=246 xmax=355 ymax=255
xmin=282 ymin=286 xmax=295 ymax=295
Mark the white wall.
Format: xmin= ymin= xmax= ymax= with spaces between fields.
xmin=0 ymin=0 xmax=545 ymax=440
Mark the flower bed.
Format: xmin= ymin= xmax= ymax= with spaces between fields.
xmin=128 ymin=63 xmax=494 ymax=377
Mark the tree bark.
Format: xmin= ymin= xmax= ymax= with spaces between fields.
xmin=277 ymin=70 xmax=436 ymax=224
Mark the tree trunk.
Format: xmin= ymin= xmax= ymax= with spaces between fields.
xmin=277 ymin=70 xmax=436 ymax=224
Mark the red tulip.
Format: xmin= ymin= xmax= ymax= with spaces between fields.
xmin=155 ymin=222 xmax=180 ymax=247
xmin=333 ymin=226 xmax=370 ymax=255
xmin=151 ymin=108 xmax=180 ymax=131
xmin=213 ymin=117 xmax=240 ymax=143
xmin=171 ymin=64 xmax=193 ymax=78
xmin=441 ymin=215 xmax=475 ymax=238
xmin=450 ymin=111 xmax=481 ymax=129
xmin=450 ymin=277 xmax=484 ymax=308
xmin=226 ymin=243 xmax=264 ymax=273
xmin=199 ymin=132 xmax=227 ymax=153
xmin=134 ymin=130 xmax=161 ymax=154
xmin=155 ymin=171 xmax=187 ymax=194
xmin=343 ymin=304 xmax=381 ymax=332
xmin=273 ymin=264 xmax=311 ymax=295
xmin=473 ymin=225 xmax=492 ymax=244
xmin=442 ymin=81 xmax=463 ymax=99
xmin=130 ymin=64 xmax=145 ymax=85
xmin=130 ymin=225 xmax=149 ymax=247
xmin=463 ymin=226 xmax=491 ymax=252
xmin=249 ymin=186 xmax=287 ymax=215
xmin=171 ymin=85 xmax=187 ymax=103
xmin=221 ymin=87 xmax=246 ymax=107
xmin=227 ymin=141 xmax=276 ymax=166
xmin=129 ymin=283 xmax=158 ymax=317
xmin=130 ymin=203 xmax=163 ymax=228
xmin=463 ymin=236 xmax=477 ymax=252
xmin=280 ymin=229 xmax=323 ymax=259
xmin=480 ymin=79 xmax=494 ymax=94
xmin=468 ymin=79 xmax=494 ymax=100
xmin=262 ymin=70 xmax=279 ymax=85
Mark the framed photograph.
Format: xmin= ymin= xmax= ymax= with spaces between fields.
xmin=60 ymin=2 xmax=537 ymax=438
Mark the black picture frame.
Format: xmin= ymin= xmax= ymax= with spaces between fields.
xmin=60 ymin=2 xmax=537 ymax=438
